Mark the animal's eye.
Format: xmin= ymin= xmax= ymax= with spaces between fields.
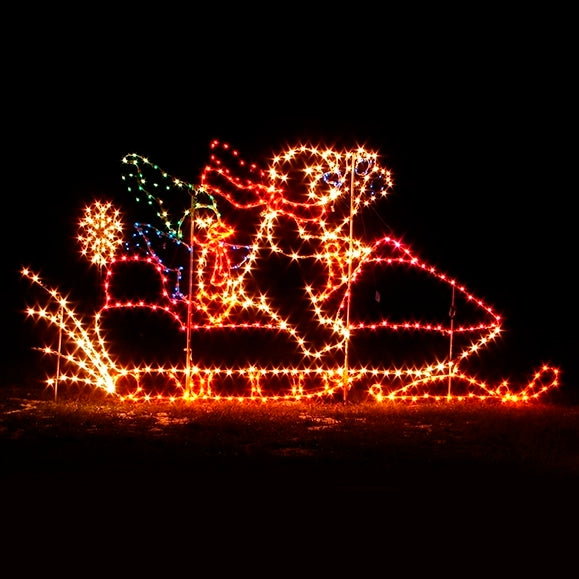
xmin=322 ymin=171 xmax=343 ymax=188
xmin=355 ymin=159 xmax=373 ymax=176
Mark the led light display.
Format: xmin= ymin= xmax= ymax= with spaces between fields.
xmin=22 ymin=141 xmax=560 ymax=403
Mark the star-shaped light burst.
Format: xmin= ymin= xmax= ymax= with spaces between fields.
xmin=78 ymin=201 xmax=124 ymax=268
xmin=21 ymin=141 xmax=561 ymax=404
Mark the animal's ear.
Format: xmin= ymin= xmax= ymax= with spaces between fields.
xmin=267 ymin=145 xmax=393 ymax=216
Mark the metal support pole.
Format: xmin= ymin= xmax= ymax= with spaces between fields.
xmin=54 ymin=305 xmax=63 ymax=402
xmin=185 ymin=195 xmax=195 ymax=395
xmin=343 ymin=155 xmax=355 ymax=403
xmin=447 ymin=284 xmax=456 ymax=397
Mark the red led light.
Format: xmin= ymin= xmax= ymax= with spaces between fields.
xmin=21 ymin=142 xmax=560 ymax=403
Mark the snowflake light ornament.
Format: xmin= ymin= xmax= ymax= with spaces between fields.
xmin=22 ymin=141 xmax=560 ymax=403
xmin=78 ymin=201 xmax=124 ymax=268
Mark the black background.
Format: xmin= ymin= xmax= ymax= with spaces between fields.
xmin=3 ymin=8 xmax=576 ymax=394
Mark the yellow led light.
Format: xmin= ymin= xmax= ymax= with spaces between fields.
xmin=21 ymin=141 xmax=560 ymax=404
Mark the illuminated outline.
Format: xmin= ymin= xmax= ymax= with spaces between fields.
xmin=22 ymin=141 xmax=560 ymax=403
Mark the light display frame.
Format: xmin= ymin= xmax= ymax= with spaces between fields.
xmin=21 ymin=140 xmax=560 ymax=403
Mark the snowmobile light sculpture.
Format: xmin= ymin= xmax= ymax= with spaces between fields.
xmin=22 ymin=140 xmax=559 ymax=403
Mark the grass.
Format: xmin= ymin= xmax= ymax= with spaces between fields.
xmin=2 ymin=383 xmax=578 ymax=493
xmin=2 ymin=382 xmax=578 ymax=569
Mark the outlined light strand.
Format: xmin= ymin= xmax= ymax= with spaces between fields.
xmin=21 ymin=141 xmax=560 ymax=403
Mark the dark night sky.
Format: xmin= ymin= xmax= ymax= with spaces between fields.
xmin=3 ymin=11 xmax=576 ymax=393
